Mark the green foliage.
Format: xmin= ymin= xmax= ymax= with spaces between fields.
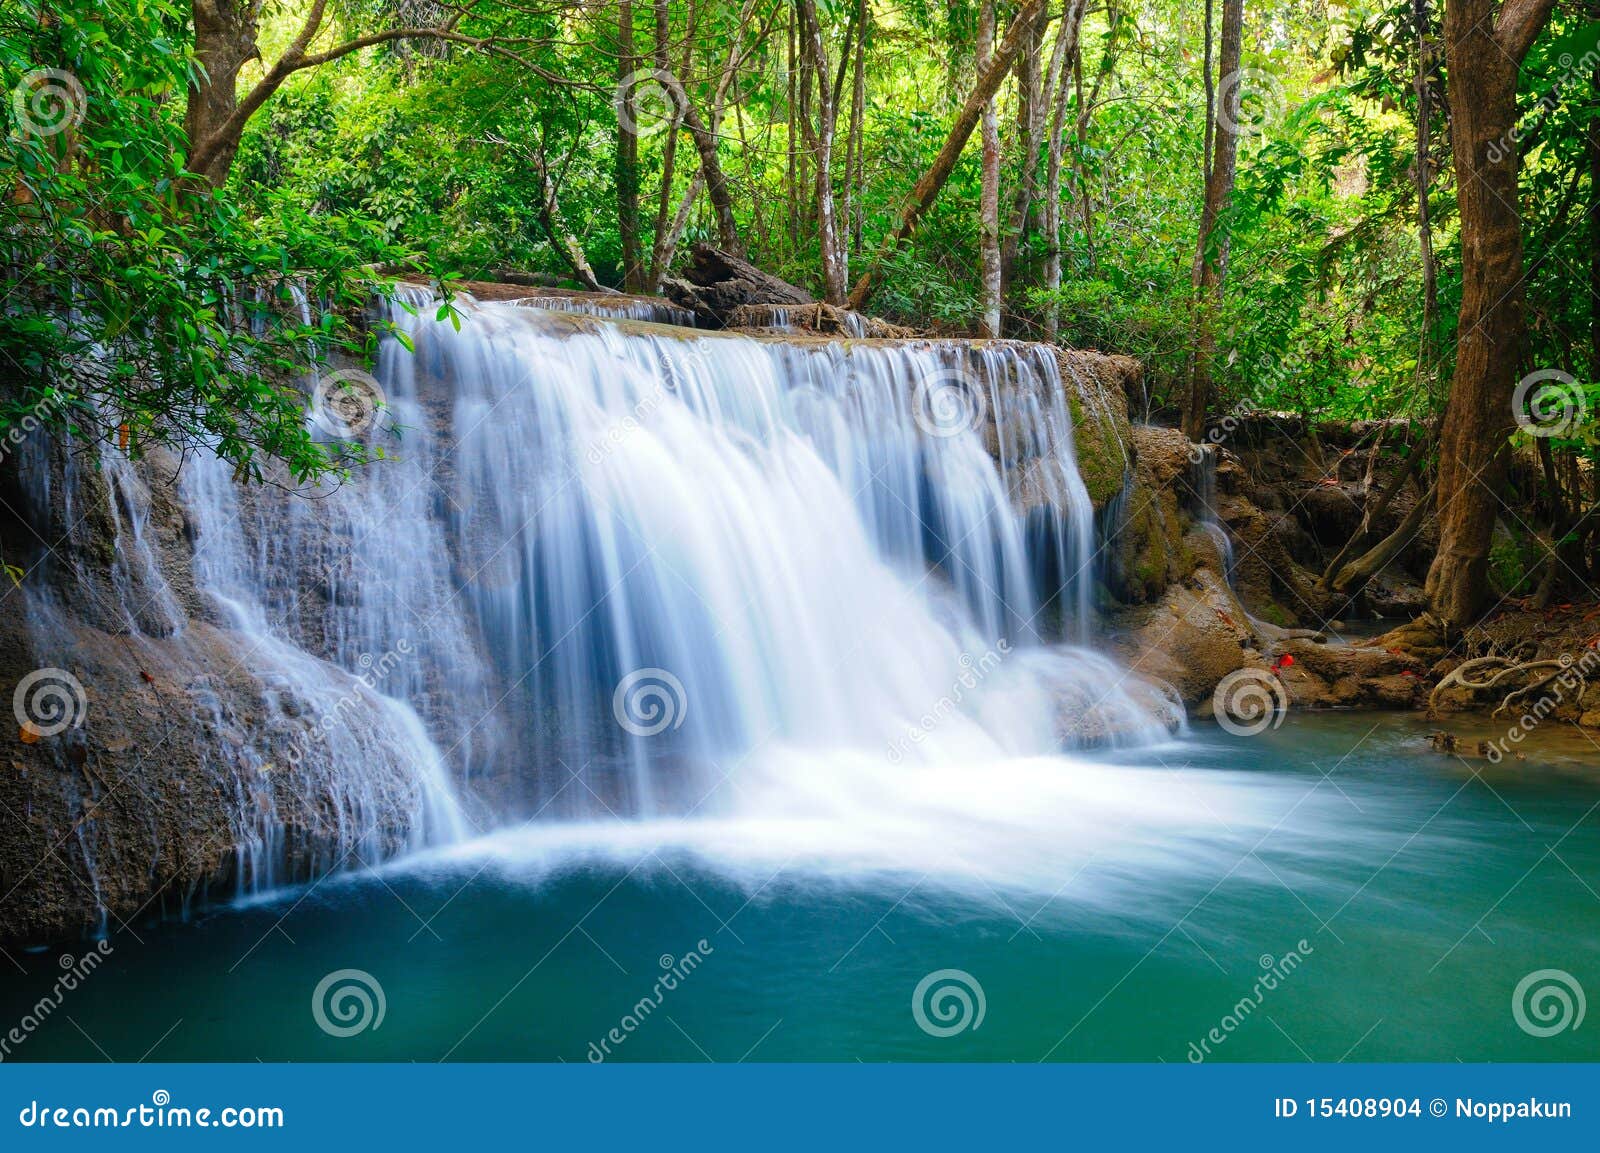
xmin=1030 ymin=280 xmax=1190 ymax=399
xmin=4 ymin=0 xmax=1600 ymax=510
xmin=1 ymin=0 xmax=410 ymax=484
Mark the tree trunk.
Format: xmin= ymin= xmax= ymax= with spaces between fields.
xmin=798 ymin=0 xmax=846 ymax=302
xmin=1413 ymin=0 xmax=1439 ymax=372
xmin=1001 ymin=2 xmax=1050 ymax=291
xmin=1424 ymin=0 xmax=1557 ymax=628
xmin=1332 ymin=484 xmax=1437 ymax=594
xmin=787 ymin=7 xmax=798 ymax=250
xmin=1182 ymin=0 xmax=1243 ymax=443
xmin=529 ymin=145 xmax=610 ymax=292
xmin=649 ymin=0 xmax=763 ymax=289
xmin=186 ymin=1 xmax=264 ymax=187
xmin=1041 ymin=0 xmax=1088 ymax=341
xmin=648 ymin=0 xmax=683 ymax=286
xmin=183 ymin=2 xmax=562 ymax=188
xmin=655 ymin=71 xmax=743 ymax=255
xmin=615 ymin=0 xmax=645 ymax=290
xmin=1319 ymin=442 xmax=1426 ymax=587
xmin=846 ymin=0 xmax=1050 ymax=310
xmin=843 ymin=0 xmax=869 ymax=261
xmin=978 ymin=0 xmax=1003 ymax=337
xmin=1071 ymin=0 xmax=1120 ymax=274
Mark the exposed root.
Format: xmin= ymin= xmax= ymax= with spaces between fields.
xmin=1428 ymin=654 xmax=1579 ymax=716
xmin=1495 ymin=662 xmax=1583 ymax=718
xmin=1368 ymin=612 xmax=1450 ymax=664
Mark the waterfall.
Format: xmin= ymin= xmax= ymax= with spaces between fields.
xmin=506 ymin=294 xmax=696 ymax=327
xmin=345 ymin=294 xmax=1175 ymax=819
xmin=11 ymin=289 xmax=1182 ymax=918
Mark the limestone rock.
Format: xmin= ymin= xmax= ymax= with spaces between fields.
xmin=1108 ymin=563 xmax=1261 ymax=706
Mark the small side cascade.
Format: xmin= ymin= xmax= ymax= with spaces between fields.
xmin=1188 ymin=443 xmax=1235 ymax=582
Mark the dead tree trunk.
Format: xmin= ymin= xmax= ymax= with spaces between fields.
xmin=1331 ymin=484 xmax=1437 ymax=594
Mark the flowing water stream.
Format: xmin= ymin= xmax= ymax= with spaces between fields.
xmin=3 ymin=713 xmax=1598 ymax=1061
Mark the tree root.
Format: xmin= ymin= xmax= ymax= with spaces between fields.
xmin=1368 ymin=611 xmax=1450 ymax=664
xmin=1494 ymin=661 xmax=1583 ymax=719
xmin=1427 ymin=653 xmax=1579 ymax=716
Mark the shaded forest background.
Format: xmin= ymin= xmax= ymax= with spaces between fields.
xmin=4 ymin=0 xmax=1600 ymax=631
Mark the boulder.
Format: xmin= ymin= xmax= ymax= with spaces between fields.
xmin=1107 ymin=561 xmax=1261 ymax=706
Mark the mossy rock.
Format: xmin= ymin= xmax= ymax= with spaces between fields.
xmin=1056 ymin=349 xmax=1138 ymax=510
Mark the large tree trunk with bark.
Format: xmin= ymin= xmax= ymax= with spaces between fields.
xmin=1424 ymin=0 xmax=1557 ymax=628
xmin=186 ymin=1 xmax=264 ymax=187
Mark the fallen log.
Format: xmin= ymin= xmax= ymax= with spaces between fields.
xmin=663 ymin=244 xmax=813 ymax=328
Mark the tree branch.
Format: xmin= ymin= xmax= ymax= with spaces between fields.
xmin=1496 ymin=0 xmax=1559 ymax=64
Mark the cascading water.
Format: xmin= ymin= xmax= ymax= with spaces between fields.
xmin=10 ymin=433 xmax=470 ymax=906
xmin=1188 ymin=443 xmax=1236 ymax=581
xmin=11 ymin=288 xmax=1186 ymax=921
xmin=350 ymin=294 xmax=1177 ymax=822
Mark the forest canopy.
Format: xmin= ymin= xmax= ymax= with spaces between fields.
xmin=2 ymin=0 xmax=1598 ymax=630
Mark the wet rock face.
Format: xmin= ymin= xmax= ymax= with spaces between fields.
xmin=1099 ymin=417 xmax=1437 ymax=715
xmin=0 ymin=436 xmax=470 ymax=944
xmin=1105 ymin=555 xmax=1426 ymax=716
xmin=1058 ymin=351 xmax=1139 ymax=511
xmin=1108 ymin=562 xmax=1259 ymax=706
xmin=1101 ymin=426 xmax=1195 ymax=606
